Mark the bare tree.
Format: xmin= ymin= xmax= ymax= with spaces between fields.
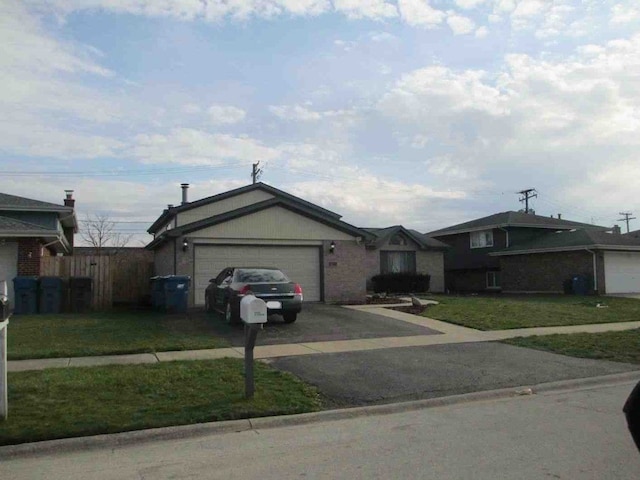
xmin=79 ymin=214 xmax=132 ymax=253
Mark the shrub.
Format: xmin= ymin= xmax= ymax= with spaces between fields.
xmin=371 ymin=273 xmax=431 ymax=294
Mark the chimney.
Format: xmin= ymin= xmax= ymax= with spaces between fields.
xmin=181 ymin=183 xmax=189 ymax=205
xmin=612 ymin=225 xmax=622 ymax=235
xmin=557 ymin=213 xmax=561 ymax=219
xmin=64 ymin=190 xmax=75 ymax=208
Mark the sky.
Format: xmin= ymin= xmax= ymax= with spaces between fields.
xmin=2 ymin=0 xmax=640 ymax=246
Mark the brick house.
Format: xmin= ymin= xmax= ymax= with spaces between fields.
xmin=0 ymin=191 xmax=77 ymax=303
xmin=146 ymin=183 xmax=446 ymax=307
xmin=426 ymin=211 xmax=611 ymax=293
xmin=491 ymin=229 xmax=640 ymax=294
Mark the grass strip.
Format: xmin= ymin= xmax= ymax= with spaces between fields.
xmin=502 ymin=328 xmax=640 ymax=365
xmin=0 ymin=358 xmax=322 ymax=446
xmin=7 ymin=312 xmax=229 ymax=360
xmin=420 ymin=295 xmax=640 ymax=330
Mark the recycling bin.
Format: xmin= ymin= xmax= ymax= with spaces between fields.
xmin=572 ymin=275 xmax=589 ymax=296
xmin=39 ymin=276 xmax=63 ymax=314
xmin=12 ymin=276 xmax=38 ymax=315
xmin=164 ymin=275 xmax=190 ymax=313
xmin=69 ymin=277 xmax=93 ymax=313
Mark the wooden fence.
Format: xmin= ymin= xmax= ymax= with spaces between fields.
xmin=40 ymin=255 xmax=154 ymax=310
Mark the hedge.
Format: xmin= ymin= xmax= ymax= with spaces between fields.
xmin=371 ymin=273 xmax=431 ymax=294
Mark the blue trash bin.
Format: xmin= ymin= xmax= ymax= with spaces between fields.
xmin=13 ymin=276 xmax=38 ymax=314
xmin=39 ymin=276 xmax=63 ymax=314
xmin=164 ymin=276 xmax=190 ymax=313
xmin=572 ymin=275 xmax=590 ymax=296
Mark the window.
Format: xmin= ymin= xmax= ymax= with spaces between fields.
xmin=470 ymin=230 xmax=494 ymax=248
xmin=487 ymin=271 xmax=500 ymax=288
xmin=381 ymin=251 xmax=416 ymax=274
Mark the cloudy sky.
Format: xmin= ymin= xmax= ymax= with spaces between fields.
xmin=2 ymin=0 xmax=640 ymax=245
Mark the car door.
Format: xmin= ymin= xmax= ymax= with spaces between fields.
xmin=214 ymin=268 xmax=233 ymax=309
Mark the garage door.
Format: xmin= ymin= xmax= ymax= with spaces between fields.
xmin=0 ymin=242 xmax=18 ymax=305
xmin=604 ymin=251 xmax=640 ymax=294
xmin=194 ymin=245 xmax=321 ymax=305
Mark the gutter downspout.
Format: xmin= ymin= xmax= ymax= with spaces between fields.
xmin=585 ymin=249 xmax=597 ymax=292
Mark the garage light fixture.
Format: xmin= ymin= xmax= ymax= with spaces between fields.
xmin=329 ymin=241 xmax=336 ymax=254
xmin=182 ymin=238 xmax=189 ymax=252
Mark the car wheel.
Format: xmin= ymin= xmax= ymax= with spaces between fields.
xmin=283 ymin=312 xmax=297 ymax=324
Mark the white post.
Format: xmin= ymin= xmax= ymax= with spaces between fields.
xmin=1 ymin=279 xmax=9 ymax=419
xmin=0 ymin=319 xmax=7 ymax=420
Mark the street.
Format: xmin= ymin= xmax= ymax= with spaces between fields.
xmin=2 ymin=379 xmax=639 ymax=479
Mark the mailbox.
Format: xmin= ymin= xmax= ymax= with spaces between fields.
xmin=240 ymin=295 xmax=267 ymax=324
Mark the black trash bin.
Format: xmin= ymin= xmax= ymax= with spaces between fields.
xmin=150 ymin=276 xmax=167 ymax=311
xmin=39 ymin=276 xmax=64 ymax=314
xmin=164 ymin=276 xmax=190 ymax=313
xmin=12 ymin=276 xmax=38 ymax=314
xmin=572 ymin=274 xmax=590 ymax=296
xmin=69 ymin=277 xmax=93 ymax=313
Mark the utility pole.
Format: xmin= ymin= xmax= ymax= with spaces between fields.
xmin=251 ymin=162 xmax=263 ymax=184
xmin=517 ymin=188 xmax=537 ymax=214
xmin=618 ymin=212 xmax=636 ymax=233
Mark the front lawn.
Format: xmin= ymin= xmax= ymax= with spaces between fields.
xmin=0 ymin=358 xmax=322 ymax=446
xmin=502 ymin=329 xmax=640 ymax=365
xmin=7 ymin=311 xmax=229 ymax=360
xmin=420 ymin=295 xmax=640 ymax=330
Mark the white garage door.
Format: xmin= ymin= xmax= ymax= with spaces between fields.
xmin=0 ymin=242 xmax=18 ymax=305
xmin=604 ymin=251 xmax=640 ymax=294
xmin=194 ymin=245 xmax=321 ymax=305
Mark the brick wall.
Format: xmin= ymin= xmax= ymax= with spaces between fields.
xmin=323 ymin=240 xmax=366 ymax=303
xmin=17 ymin=238 xmax=48 ymax=276
xmin=364 ymin=248 xmax=380 ymax=290
xmin=153 ymin=241 xmax=175 ymax=277
xmin=446 ymin=270 xmax=488 ymax=292
xmin=417 ymin=251 xmax=445 ymax=292
xmin=500 ymin=251 xmax=594 ymax=293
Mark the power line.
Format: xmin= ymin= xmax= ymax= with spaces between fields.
xmin=618 ymin=212 xmax=636 ymax=233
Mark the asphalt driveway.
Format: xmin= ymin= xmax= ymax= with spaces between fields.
xmin=268 ymin=342 xmax=640 ymax=408
xmin=203 ymin=303 xmax=441 ymax=347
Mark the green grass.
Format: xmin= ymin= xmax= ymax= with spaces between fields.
xmin=419 ymin=295 xmax=640 ymax=330
xmin=502 ymin=328 xmax=640 ymax=365
xmin=7 ymin=311 xmax=229 ymax=360
xmin=0 ymin=358 xmax=322 ymax=446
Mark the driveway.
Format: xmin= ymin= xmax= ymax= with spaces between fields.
xmin=268 ymin=342 xmax=640 ymax=408
xmin=203 ymin=303 xmax=441 ymax=347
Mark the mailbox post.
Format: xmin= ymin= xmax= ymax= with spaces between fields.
xmin=240 ymin=295 xmax=267 ymax=399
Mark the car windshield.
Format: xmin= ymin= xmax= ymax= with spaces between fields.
xmin=235 ymin=268 xmax=290 ymax=283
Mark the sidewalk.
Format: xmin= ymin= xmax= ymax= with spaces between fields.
xmin=8 ymin=305 xmax=640 ymax=372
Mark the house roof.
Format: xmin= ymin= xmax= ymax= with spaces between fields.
xmin=626 ymin=229 xmax=640 ymax=239
xmin=148 ymin=182 xmax=342 ymax=234
xmin=490 ymin=229 xmax=640 ymax=256
xmin=146 ymin=197 xmax=372 ymax=250
xmin=362 ymin=226 xmax=449 ymax=250
xmin=0 ymin=192 xmax=77 ymax=230
xmin=0 ymin=215 xmax=72 ymax=253
xmin=427 ymin=211 xmax=609 ymax=237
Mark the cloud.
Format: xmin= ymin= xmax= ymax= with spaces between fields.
xmin=397 ymin=0 xmax=445 ymax=28
xmin=269 ymin=104 xmax=323 ymax=121
xmin=475 ymin=26 xmax=489 ymax=38
xmin=455 ymin=0 xmax=488 ymax=9
xmin=446 ymin=13 xmax=476 ymax=35
xmin=611 ymin=4 xmax=640 ymax=24
xmin=208 ymin=104 xmax=246 ymax=125
xmin=132 ymin=128 xmax=280 ymax=165
xmin=332 ymin=0 xmax=398 ymax=20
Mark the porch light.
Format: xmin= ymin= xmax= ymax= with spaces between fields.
xmin=329 ymin=241 xmax=336 ymax=254
xmin=182 ymin=238 xmax=189 ymax=252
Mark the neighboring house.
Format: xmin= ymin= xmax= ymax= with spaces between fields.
xmin=427 ymin=211 xmax=609 ymax=293
xmin=627 ymin=229 xmax=640 ymax=240
xmin=0 ymin=191 xmax=77 ymax=304
xmin=146 ymin=183 xmax=445 ymax=307
xmin=362 ymin=226 xmax=447 ymax=292
xmin=490 ymin=229 xmax=640 ymax=294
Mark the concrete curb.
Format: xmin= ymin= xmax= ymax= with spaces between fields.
xmin=2 ymin=370 xmax=639 ymax=460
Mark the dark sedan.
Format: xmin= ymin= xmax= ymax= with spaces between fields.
xmin=205 ymin=267 xmax=303 ymax=324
